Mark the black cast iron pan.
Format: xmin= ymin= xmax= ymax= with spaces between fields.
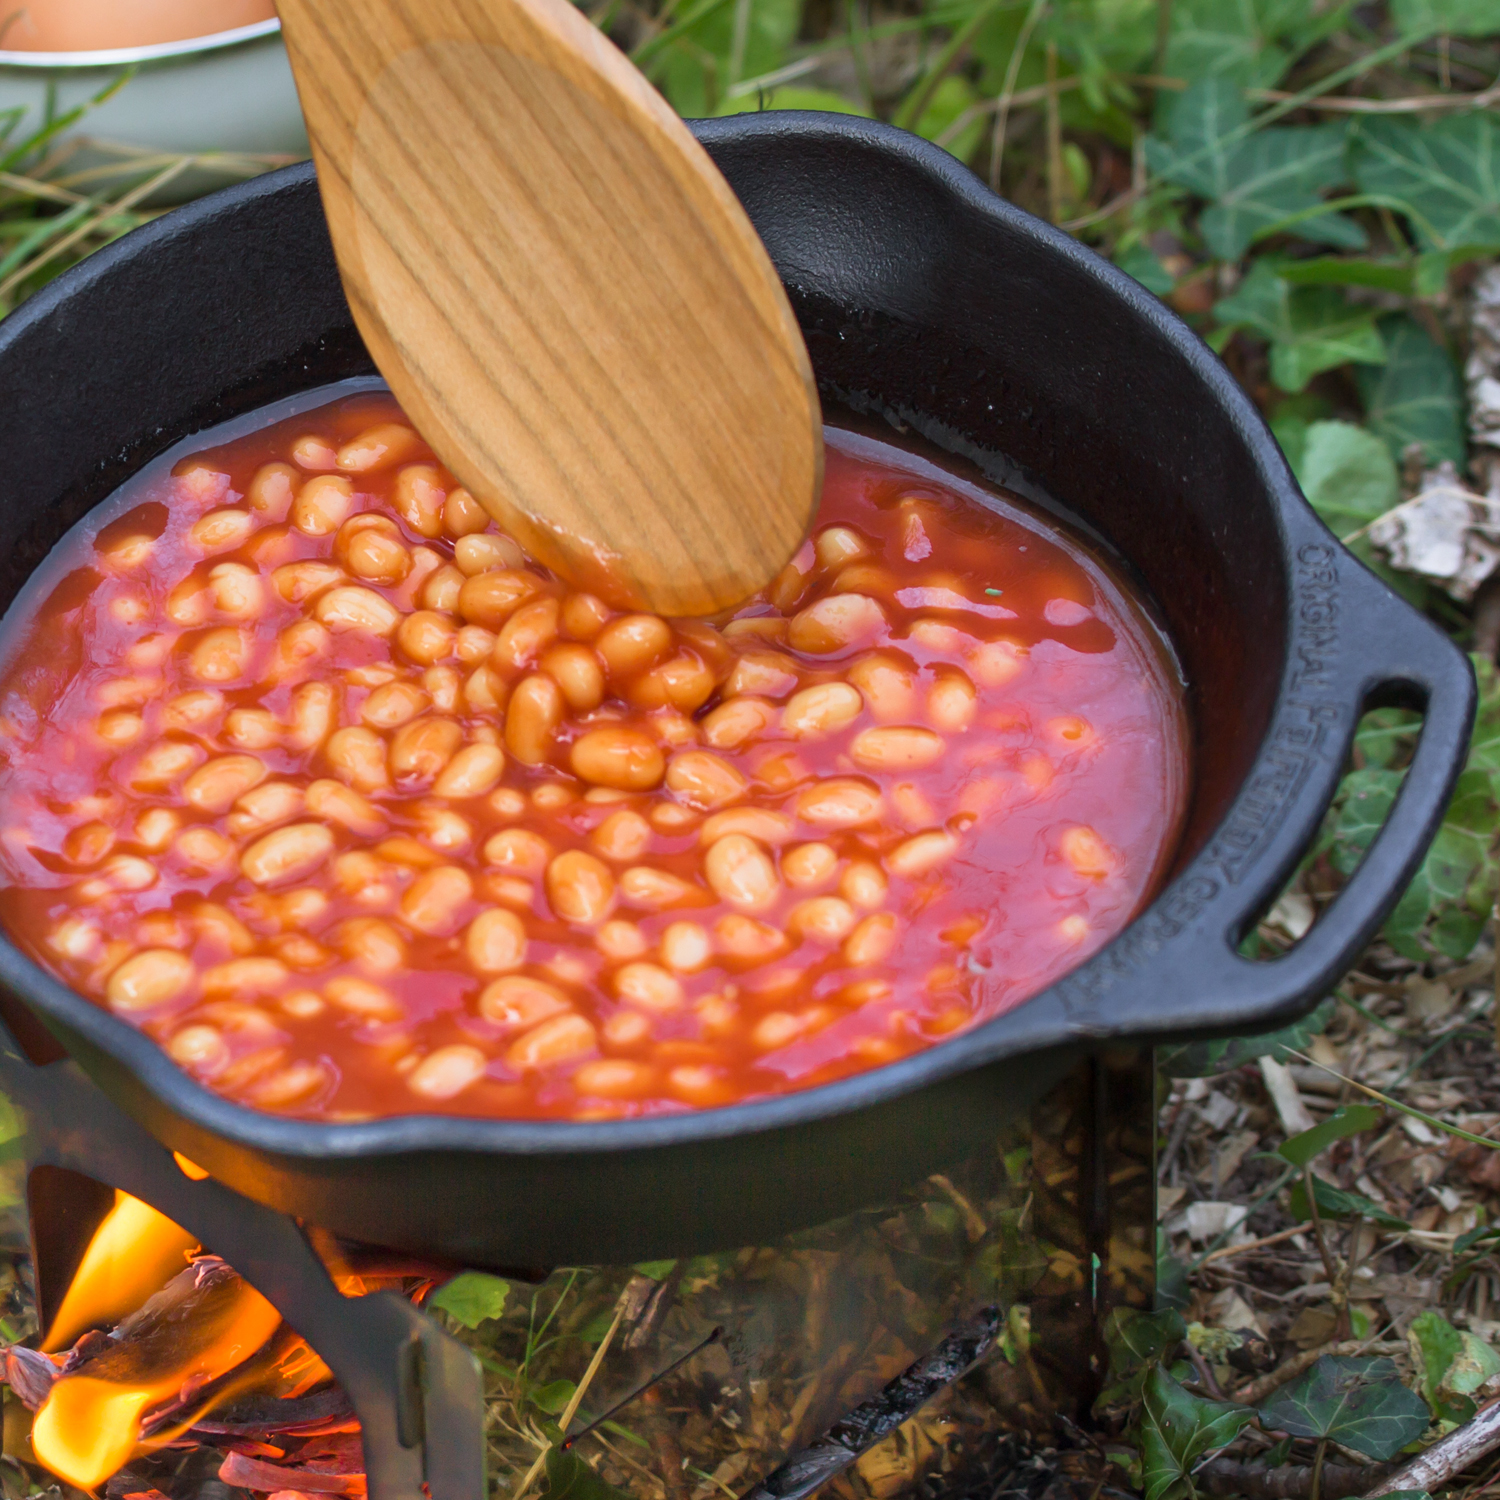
xmin=0 ymin=114 xmax=1474 ymax=1268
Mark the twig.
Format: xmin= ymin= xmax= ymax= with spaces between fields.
xmin=1199 ymin=1459 xmax=1392 ymax=1498
xmin=1365 ymin=1397 xmax=1500 ymax=1497
xmin=1044 ymin=39 xmax=1062 ymax=223
xmin=1233 ymin=1342 xmax=1405 ymax=1406
xmin=1199 ymin=1223 xmax=1314 ymax=1266
xmin=513 ymin=1299 xmax=628 ymax=1500
xmin=987 ymin=0 xmax=1045 ymax=193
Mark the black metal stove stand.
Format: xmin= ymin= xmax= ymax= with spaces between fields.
xmin=0 ymin=1011 xmax=1156 ymax=1500
xmin=0 ymin=1013 xmax=485 ymax=1500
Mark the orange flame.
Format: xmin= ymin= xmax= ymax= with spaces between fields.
xmin=43 ymin=1191 xmax=198 ymax=1353
xmin=29 ymin=1194 xmax=283 ymax=1490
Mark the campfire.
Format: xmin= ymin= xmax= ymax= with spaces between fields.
xmin=3 ymin=1189 xmax=432 ymax=1496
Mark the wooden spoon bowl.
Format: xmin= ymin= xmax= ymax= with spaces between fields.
xmin=275 ymin=0 xmax=823 ymax=615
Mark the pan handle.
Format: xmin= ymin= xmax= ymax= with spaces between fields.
xmin=1138 ymin=541 xmax=1475 ymax=1039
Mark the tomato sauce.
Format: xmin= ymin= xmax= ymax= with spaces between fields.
xmin=0 ymin=385 xmax=1189 ymax=1119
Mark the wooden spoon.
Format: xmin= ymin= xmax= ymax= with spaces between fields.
xmin=274 ymin=0 xmax=823 ymax=616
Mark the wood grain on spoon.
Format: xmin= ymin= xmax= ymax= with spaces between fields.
xmin=275 ymin=0 xmax=823 ymax=615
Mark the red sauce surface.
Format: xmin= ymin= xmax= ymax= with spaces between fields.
xmin=0 ymin=389 xmax=1189 ymax=1120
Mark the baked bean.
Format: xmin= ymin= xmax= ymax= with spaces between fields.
xmin=782 ymin=682 xmax=863 ymax=737
xmin=465 ymin=908 xmax=527 ymax=973
xmin=560 ymin=592 xmax=611 ymax=639
xmin=400 ymin=865 xmax=474 ymax=934
xmin=886 ymin=831 xmax=958 ymax=877
xmin=595 ymin=614 xmax=673 ymax=678
xmin=134 ymin=810 xmax=180 ymax=858
xmin=409 ymin=1044 xmax=487 ymax=1099
xmin=306 ymin=778 xmax=386 ymax=835
xmin=291 ymin=474 xmax=354 ymax=536
xmin=225 ymin=708 xmax=281 ymax=750
xmin=333 ymin=917 xmax=407 ymax=973
xmin=724 ymin=650 xmax=800 ymax=699
xmin=573 ymin=1059 xmax=654 ymax=1097
xmin=439 ymin=487 xmax=487 ymax=537
xmin=189 ymin=507 xmax=255 ymax=553
xmin=463 ymin=665 xmax=507 ymax=712
xmin=267 ymin=620 xmax=329 ymax=682
xmin=704 ymin=834 xmax=779 ymax=911
xmin=191 ymin=904 xmax=254 ymax=961
xmin=423 ymin=664 xmax=462 ymax=713
xmin=570 ymin=726 xmax=664 ymax=790
xmin=389 ymin=717 xmax=463 ymax=783
xmin=660 ymin=921 xmax=712 ymax=973
xmin=847 ymin=654 xmax=916 ymax=722
xmin=168 ymin=1024 xmax=230 ymax=1075
xmin=619 ymin=866 xmax=704 ymax=910
xmin=184 ymin=754 xmax=268 ymax=814
xmin=64 ymin=823 xmax=114 ymax=867
xmin=666 ymin=751 xmax=747 ymax=810
xmin=787 ymin=593 xmax=886 ymax=653
xmin=96 ymin=708 xmax=143 ymax=746
xmin=844 ymin=912 xmax=899 ymax=965
xmin=615 ymin=962 xmax=683 ymax=1012
xmin=815 ymin=525 xmax=867 ymax=570
xmin=539 ymin=643 xmax=604 ymax=711
xmin=326 ymin=727 xmax=390 ymax=791
xmin=281 ymin=990 xmax=326 ymax=1019
xmin=506 ymin=1013 xmax=596 ymax=1069
xmin=505 ymin=674 xmax=564 ymax=766
xmin=700 ymin=808 xmax=795 ymax=847
xmin=629 ymin=654 xmax=716 ymax=713
xmin=272 ymin=561 xmax=344 ymax=605
xmin=492 ymin=597 xmax=560 ymax=672
xmin=850 ymin=726 xmax=945 ymax=770
xmin=782 ymin=842 xmax=838 ymax=888
xmin=454 ymin=624 xmax=496 ymax=664
xmin=479 ymin=974 xmax=571 ymax=1030
xmin=701 ymin=697 xmax=776 ymax=749
xmin=288 ymin=682 xmax=337 ymax=751
xmin=1059 ymin=825 xmax=1113 ymax=878
xmin=483 ymin=828 xmax=553 ymax=873
xmin=341 ymin=521 xmax=412 ymax=586
xmin=394 ymin=611 xmax=453 ymax=665
xmin=391 ymin=465 xmax=447 ymax=536
xmin=967 ymin=639 xmax=1025 ymax=687
xmin=326 ymin=976 xmax=404 ymax=1020
xmin=547 ymin=850 xmax=615 ymax=925
xmin=362 ymin=681 xmax=429 ymax=729
xmin=206 ymin=562 xmax=263 ymax=619
xmin=252 ymin=1061 xmax=329 ymax=1106
xmin=449 ymin=533 xmax=505 ymax=576
xmin=421 ymin=564 xmax=466 ymax=613
xmin=106 ymin=950 xmax=194 ymax=1013
xmin=241 ymin=823 xmax=335 ymax=886
xmin=163 ymin=690 xmax=223 ymax=731
xmin=929 ymin=670 xmax=977 ymax=731
xmin=413 ymin=803 xmax=473 ymax=852
xmin=128 ymin=739 xmax=205 ymax=790
xmin=790 ymin=897 xmax=858 ymax=943
xmin=841 ymin=860 xmax=888 ymax=909
xmin=434 ymin=743 xmax=505 ymax=799
xmin=337 ymin=422 xmax=419 ymax=472
xmin=591 ymin=809 xmax=652 ymax=862
xmin=247 ymin=461 xmax=299 ymax=517
xmin=715 ymin=914 xmax=786 ymax=959
xmin=458 ymin=570 xmax=540 ymax=629
xmin=795 ymin=778 xmax=883 ymax=827
xmin=648 ymin=801 xmax=698 ymax=832
xmin=188 ymin=627 xmax=249 ymax=682
xmin=202 ymin=956 xmax=290 ymax=998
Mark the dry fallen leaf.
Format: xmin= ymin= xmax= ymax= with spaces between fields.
xmin=1368 ymin=462 xmax=1500 ymax=600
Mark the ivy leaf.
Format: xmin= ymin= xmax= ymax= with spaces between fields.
xmin=1280 ymin=256 xmax=1417 ymax=294
xmin=1409 ymin=1310 xmax=1474 ymax=1422
xmin=1391 ymin=0 xmax=1500 ymax=38
xmin=1213 ymin=263 xmax=1385 ymax=391
xmin=544 ymin=1449 xmax=634 ymax=1500
xmin=1157 ymin=997 xmax=1335 ymax=1077
xmin=1116 ymin=244 xmax=1174 ymax=295
xmin=428 ymin=1271 xmax=511 ymax=1329
xmin=1098 ymin=1306 xmax=1188 ymax=1406
xmin=1138 ymin=1365 xmax=1254 ymax=1500
xmin=914 ymin=75 xmax=984 ymax=163
xmin=1257 ymin=1356 xmax=1430 ymax=1461
xmin=632 ymin=1260 xmax=677 ymax=1280
xmin=1288 ymin=1173 xmax=1410 ymax=1230
xmin=1279 ymin=1104 xmax=1383 ymax=1167
xmin=1147 ymin=81 xmax=1361 ymax=258
xmin=1292 ymin=419 xmax=1400 ymax=537
xmin=1160 ymin=0 xmax=1322 ymax=89
xmin=1351 ymin=115 xmax=1500 ymax=253
xmin=1357 ymin=316 xmax=1467 ymax=469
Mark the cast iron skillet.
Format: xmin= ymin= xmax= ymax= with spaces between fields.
xmin=0 ymin=114 xmax=1474 ymax=1267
